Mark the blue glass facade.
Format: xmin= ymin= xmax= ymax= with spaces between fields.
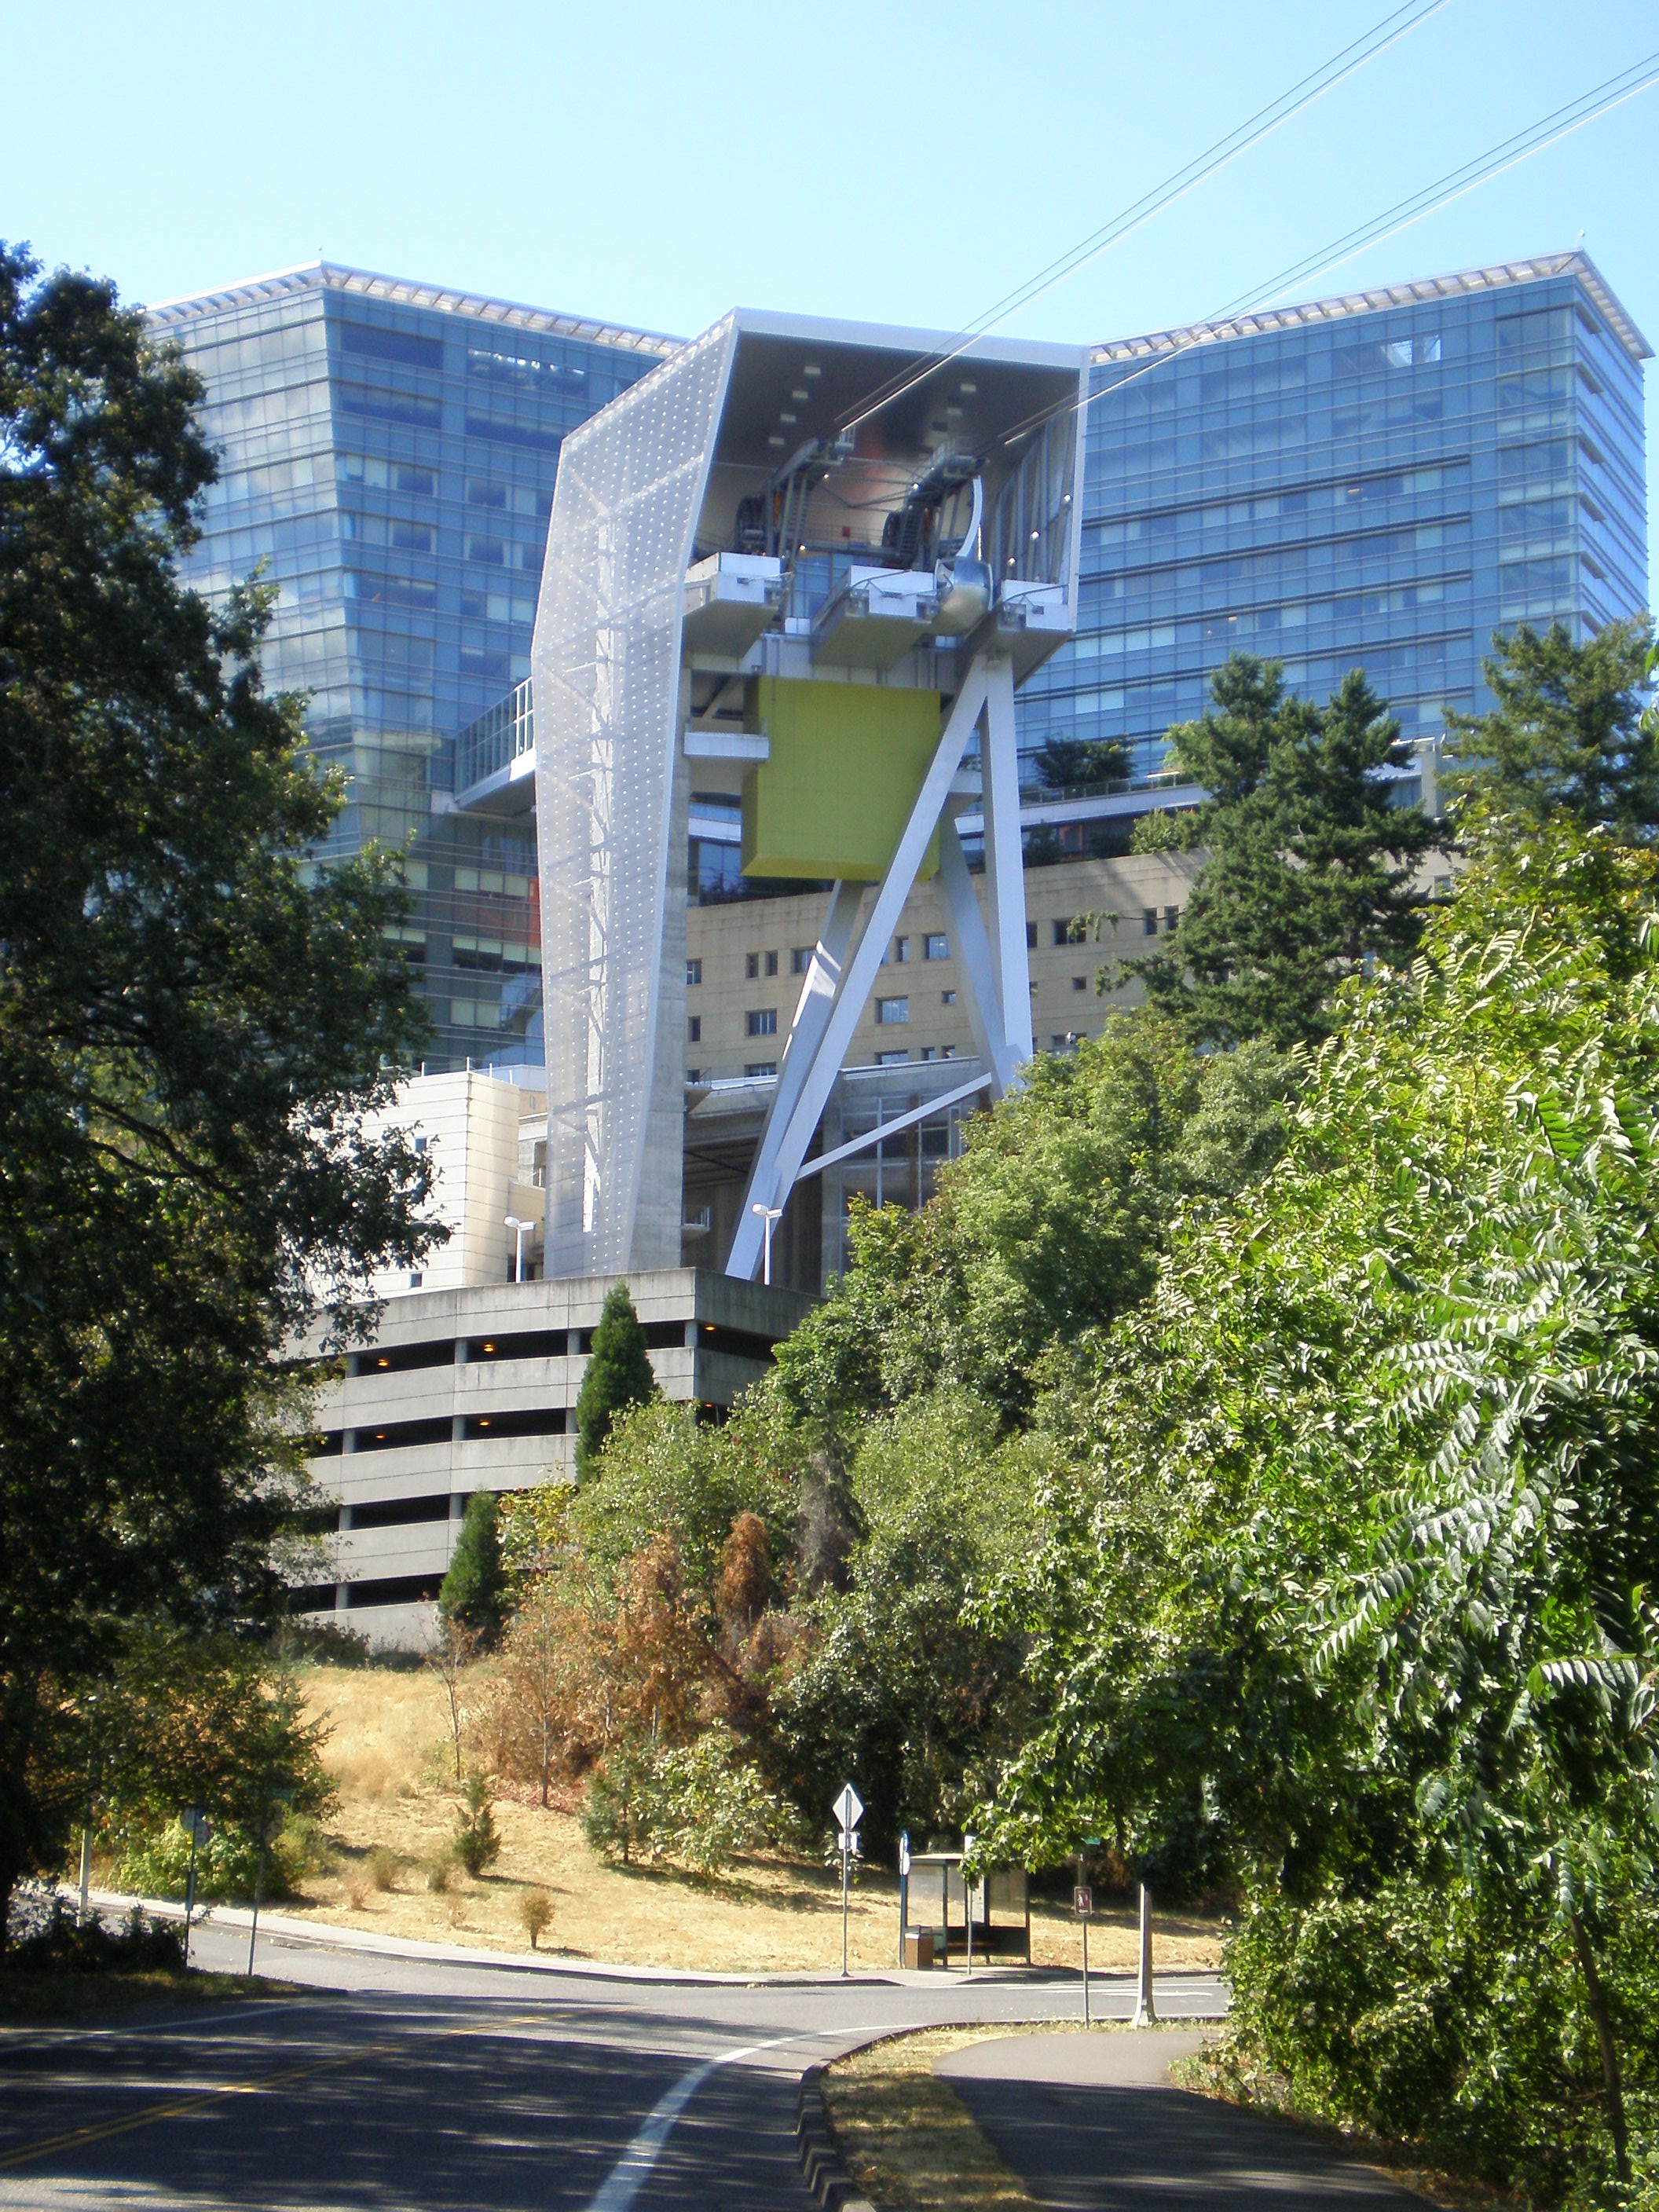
xmin=153 ymin=253 xmax=1647 ymax=1068
xmin=1018 ymin=254 xmax=1649 ymax=832
xmin=148 ymin=265 xmax=672 ymax=1068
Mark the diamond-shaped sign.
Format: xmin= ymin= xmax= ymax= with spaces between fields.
xmin=832 ymin=1782 xmax=864 ymax=1831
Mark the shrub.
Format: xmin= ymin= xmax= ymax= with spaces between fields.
xmin=114 ymin=1810 xmax=311 ymax=1904
xmin=582 ymin=1730 xmax=799 ymax=1876
xmin=426 ymin=1855 xmax=453 ymax=1894
xmin=452 ymin=1775 xmax=501 ymax=1878
xmin=438 ymin=1492 xmax=507 ymax=1647
xmin=518 ymin=1888 xmax=554 ymax=1950
xmin=367 ymin=1847 xmax=398 ymax=1892
xmin=6 ymin=1898 xmax=184 ymax=1975
xmin=574 ymin=1281 xmax=657 ymax=1476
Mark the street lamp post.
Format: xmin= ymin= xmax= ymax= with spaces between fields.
xmin=750 ymin=1203 xmax=783 ymax=1287
xmin=504 ymin=1214 xmax=532 ymax=1284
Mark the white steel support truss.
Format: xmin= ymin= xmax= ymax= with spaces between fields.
xmin=727 ymin=650 xmax=1032 ymax=1282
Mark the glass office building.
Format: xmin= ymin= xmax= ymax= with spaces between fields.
xmin=152 ymin=251 xmax=1648 ymax=1066
xmin=1017 ymin=251 xmax=1649 ymax=834
xmin=147 ymin=263 xmax=675 ymax=1069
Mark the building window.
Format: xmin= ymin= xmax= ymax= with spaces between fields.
xmin=875 ymin=997 xmax=910 ymax=1024
xmin=1072 ymin=975 xmax=1087 ymax=991
xmin=687 ymin=1068 xmax=701 ymax=1083
xmin=745 ymin=952 xmax=759 ymax=979
xmin=941 ymin=989 xmax=957 ymax=1005
xmin=1025 ymin=921 xmax=1038 ymax=948
xmin=687 ymin=958 xmax=701 ymax=986
xmin=1163 ymin=905 xmax=1180 ymax=932
xmin=745 ymin=950 xmax=778 ymax=980
xmin=923 ymin=932 xmax=949 ymax=961
xmin=687 ymin=1016 xmax=701 ymax=1043
xmin=875 ymin=1049 xmax=909 ymax=1064
xmin=745 ymin=1008 xmax=778 ymax=1038
xmin=1143 ymin=909 xmax=1159 ymax=936
xmin=892 ymin=936 xmax=910 ymax=963
xmin=745 ymin=1061 xmax=777 ymax=1078
xmin=1053 ymin=918 xmax=1076 ymax=947
xmin=791 ymin=946 xmax=815 ymax=973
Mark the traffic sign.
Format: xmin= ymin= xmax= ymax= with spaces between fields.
xmin=1074 ymin=1885 xmax=1093 ymax=1917
xmin=832 ymin=1782 xmax=863 ymax=1832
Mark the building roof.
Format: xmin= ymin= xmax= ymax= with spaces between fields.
xmin=1090 ymin=250 xmax=1652 ymax=369
xmin=144 ymin=258 xmax=681 ymax=357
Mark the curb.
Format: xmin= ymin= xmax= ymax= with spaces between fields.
xmin=797 ymin=2060 xmax=877 ymax=2212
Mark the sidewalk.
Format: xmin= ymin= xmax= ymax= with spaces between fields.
xmin=69 ymin=1885 xmax=1053 ymax=1991
xmin=936 ymin=2032 xmax=1428 ymax=2208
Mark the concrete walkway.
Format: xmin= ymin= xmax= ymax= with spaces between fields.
xmin=937 ymin=2031 xmax=1427 ymax=2208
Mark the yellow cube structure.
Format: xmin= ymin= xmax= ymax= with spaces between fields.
xmin=741 ymin=676 xmax=943 ymax=883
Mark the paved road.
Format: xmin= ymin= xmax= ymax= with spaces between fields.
xmin=0 ymin=1916 xmax=1227 ymax=2210
xmin=939 ymin=2031 xmax=1428 ymax=2210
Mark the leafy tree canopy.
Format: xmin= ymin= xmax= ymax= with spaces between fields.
xmin=1443 ymin=615 xmax=1657 ymax=838
xmin=1030 ymin=733 xmax=1129 ymax=793
xmin=573 ymin=1282 xmax=658 ymax=1477
xmin=770 ymin=1013 xmax=1294 ymax=1434
xmin=1133 ymin=655 xmax=1434 ymax=1047
xmin=0 ymin=242 xmax=436 ymax=1921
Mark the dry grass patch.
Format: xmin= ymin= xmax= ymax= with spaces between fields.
xmin=826 ymin=2027 xmax=1046 ymax=2210
xmin=284 ymin=1668 xmax=1225 ymax=1976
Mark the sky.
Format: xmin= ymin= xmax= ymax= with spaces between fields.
xmin=3 ymin=0 xmax=1654 ymax=579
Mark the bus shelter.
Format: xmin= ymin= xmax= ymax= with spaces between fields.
xmin=899 ymin=1846 xmax=1031 ymax=1968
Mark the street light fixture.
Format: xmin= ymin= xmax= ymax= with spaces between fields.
xmin=750 ymin=1202 xmax=784 ymax=1287
xmin=504 ymin=1214 xmax=533 ymax=1284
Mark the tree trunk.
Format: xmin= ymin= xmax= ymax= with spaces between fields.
xmin=1569 ymin=1912 xmax=1630 ymax=2185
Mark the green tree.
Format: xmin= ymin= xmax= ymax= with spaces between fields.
xmin=1030 ymin=734 xmax=1128 ymax=793
xmin=574 ymin=1281 xmax=658 ymax=1476
xmin=1444 ymin=615 xmax=1657 ymax=837
xmin=0 ymin=244 xmax=437 ymax=1932
xmin=981 ymin=811 xmax=1659 ymax=2196
xmin=439 ymin=1490 xmax=507 ymax=1646
xmin=770 ymin=1016 xmax=1292 ymax=1430
xmin=1134 ymin=655 xmax=1434 ymax=1047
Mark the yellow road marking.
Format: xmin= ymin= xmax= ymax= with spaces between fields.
xmin=0 ymin=2011 xmax=555 ymax=2174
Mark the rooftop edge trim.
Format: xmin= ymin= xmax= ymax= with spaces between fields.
xmin=143 ymin=258 xmax=682 ymax=357
xmin=1089 ymin=251 xmax=1652 ymax=369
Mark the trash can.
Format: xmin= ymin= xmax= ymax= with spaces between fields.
xmin=903 ymin=1928 xmax=936 ymax=1970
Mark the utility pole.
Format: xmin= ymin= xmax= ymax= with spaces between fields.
xmin=1132 ymin=1881 xmax=1158 ymax=2027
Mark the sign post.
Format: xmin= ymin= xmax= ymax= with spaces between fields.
xmin=1132 ymin=1881 xmax=1158 ymax=2027
xmin=832 ymin=1782 xmax=863 ymax=1979
xmin=1074 ymin=1880 xmax=1093 ymax=2023
xmin=181 ymin=1807 xmax=210 ymax=1971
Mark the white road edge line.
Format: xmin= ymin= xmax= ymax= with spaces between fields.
xmin=581 ymin=2023 xmax=879 ymax=2212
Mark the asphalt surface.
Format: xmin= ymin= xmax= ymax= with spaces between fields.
xmin=0 ymin=1914 xmax=1229 ymax=2210
xmin=939 ymin=2031 xmax=1430 ymax=2210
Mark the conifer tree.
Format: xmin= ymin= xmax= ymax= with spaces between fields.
xmin=1443 ymin=617 xmax=1657 ymax=837
xmin=1133 ymin=655 xmax=1434 ymax=1048
xmin=575 ymin=1281 xmax=659 ymax=1477
xmin=438 ymin=1490 xmax=507 ymax=1646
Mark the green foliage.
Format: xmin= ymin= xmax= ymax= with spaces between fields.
xmin=1445 ymin=616 xmax=1658 ymax=837
xmin=0 ymin=242 xmax=436 ymax=1922
xmin=1029 ymin=734 xmax=1129 ymax=792
xmin=980 ymin=810 xmax=1659 ymax=2197
xmin=582 ymin=1730 xmax=798 ymax=1874
xmin=1134 ymin=654 xmax=1434 ymax=1046
xmin=770 ymin=1016 xmax=1293 ymax=1430
xmin=575 ymin=1281 xmax=659 ymax=1475
xmin=9 ymin=1901 xmax=184 ymax=1976
xmin=573 ymin=1398 xmax=796 ymax=1595
xmin=115 ymin=1808 xmax=317 ymax=1904
xmin=452 ymin=1774 xmax=501 ymax=1877
xmin=1129 ymin=806 xmax=1200 ymax=853
xmin=771 ymin=1395 xmax=1049 ymax=1851
xmin=438 ymin=1490 xmax=507 ymax=1646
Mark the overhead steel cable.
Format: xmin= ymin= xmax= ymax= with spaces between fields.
xmin=994 ymin=49 xmax=1659 ymax=455
xmin=833 ymin=0 xmax=1453 ymax=438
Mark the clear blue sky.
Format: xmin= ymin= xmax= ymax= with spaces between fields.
xmin=4 ymin=0 xmax=1654 ymax=584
